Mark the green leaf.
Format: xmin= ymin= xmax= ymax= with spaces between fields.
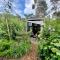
xmin=56 ymin=51 xmax=60 ymax=56
xmin=54 ymin=43 xmax=60 ymax=47
xmin=51 ymin=48 xmax=58 ymax=53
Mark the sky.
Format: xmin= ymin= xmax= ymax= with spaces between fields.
xmin=14 ymin=0 xmax=35 ymax=17
xmin=0 ymin=0 xmax=50 ymax=17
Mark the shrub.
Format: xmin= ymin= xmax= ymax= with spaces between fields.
xmin=38 ymin=38 xmax=60 ymax=60
xmin=0 ymin=13 xmax=26 ymax=40
xmin=38 ymin=19 xmax=60 ymax=60
xmin=0 ymin=39 xmax=31 ymax=58
xmin=0 ymin=13 xmax=31 ymax=58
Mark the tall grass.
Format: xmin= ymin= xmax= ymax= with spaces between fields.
xmin=0 ymin=13 xmax=31 ymax=58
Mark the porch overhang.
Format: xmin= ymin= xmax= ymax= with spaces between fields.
xmin=27 ymin=18 xmax=44 ymax=25
xmin=28 ymin=21 xmax=43 ymax=25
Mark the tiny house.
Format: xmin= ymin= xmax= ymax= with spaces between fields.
xmin=27 ymin=18 xmax=44 ymax=37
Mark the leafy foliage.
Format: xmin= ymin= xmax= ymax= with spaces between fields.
xmin=0 ymin=39 xmax=31 ymax=58
xmin=0 ymin=13 xmax=31 ymax=58
xmin=0 ymin=13 xmax=26 ymax=40
xmin=38 ymin=18 xmax=60 ymax=60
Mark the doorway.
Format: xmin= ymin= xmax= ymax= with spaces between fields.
xmin=32 ymin=23 xmax=41 ymax=37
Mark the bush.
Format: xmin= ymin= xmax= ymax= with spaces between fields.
xmin=38 ymin=19 xmax=60 ymax=60
xmin=0 ymin=13 xmax=26 ymax=40
xmin=0 ymin=39 xmax=31 ymax=58
xmin=0 ymin=13 xmax=31 ymax=58
xmin=38 ymin=38 xmax=60 ymax=60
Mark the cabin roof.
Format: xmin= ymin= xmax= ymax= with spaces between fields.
xmin=27 ymin=18 xmax=44 ymax=25
xmin=28 ymin=18 xmax=44 ymax=21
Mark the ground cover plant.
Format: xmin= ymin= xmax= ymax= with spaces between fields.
xmin=38 ymin=18 xmax=60 ymax=60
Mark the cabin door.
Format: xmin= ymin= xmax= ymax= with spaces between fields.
xmin=32 ymin=23 xmax=41 ymax=36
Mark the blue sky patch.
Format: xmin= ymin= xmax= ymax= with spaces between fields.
xmin=0 ymin=0 xmax=50 ymax=17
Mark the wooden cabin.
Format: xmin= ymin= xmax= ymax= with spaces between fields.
xmin=27 ymin=0 xmax=45 ymax=37
xmin=27 ymin=18 xmax=44 ymax=37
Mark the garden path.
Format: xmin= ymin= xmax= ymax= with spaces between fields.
xmin=2 ymin=38 xmax=39 ymax=60
xmin=20 ymin=38 xmax=38 ymax=60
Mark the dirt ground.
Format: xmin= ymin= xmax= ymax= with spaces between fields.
xmin=20 ymin=43 xmax=38 ymax=60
